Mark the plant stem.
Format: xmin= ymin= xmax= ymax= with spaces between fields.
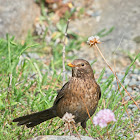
xmin=63 ymin=19 xmax=70 ymax=85
xmin=95 ymin=44 xmax=140 ymax=110
xmin=72 ymin=122 xmax=81 ymax=140
xmin=116 ymin=79 xmax=134 ymax=136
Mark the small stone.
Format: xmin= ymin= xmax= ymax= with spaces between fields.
xmin=136 ymin=81 xmax=140 ymax=86
xmin=129 ymin=79 xmax=137 ymax=86
xmin=86 ymin=10 xmax=94 ymax=16
xmin=132 ymin=107 xmax=138 ymax=112
xmin=131 ymin=74 xmax=138 ymax=79
xmin=28 ymin=53 xmax=40 ymax=60
xmin=137 ymin=76 xmax=140 ymax=81
xmin=124 ymin=78 xmax=130 ymax=85
xmin=133 ymin=87 xmax=139 ymax=92
xmin=126 ymin=87 xmax=132 ymax=92
xmin=91 ymin=11 xmax=101 ymax=17
xmin=128 ymin=104 xmax=136 ymax=109
xmin=124 ymin=96 xmax=130 ymax=101
xmin=133 ymin=69 xmax=139 ymax=74
xmin=117 ymin=73 xmax=124 ymax=80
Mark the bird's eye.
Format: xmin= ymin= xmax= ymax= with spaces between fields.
xmin=81 ymin=63 xmax=84 ymax=66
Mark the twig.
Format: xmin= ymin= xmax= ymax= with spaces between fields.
xmin=68 ymin=123 xmax=72 ymax=136
xmin=116 ymin=78 xmax=135 ymax=137
xmin=71 ymin=122 xmax=81 ymax=140
xmin=94 ymin=44 xmax=140 ymax=110
xmin=62 ymin=19 xmax=70 ymax=85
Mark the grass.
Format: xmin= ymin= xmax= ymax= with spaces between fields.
xmin=0 ymin=3 xmax=139 ymax=139
xmin=0 ymin=31 xmax=139 ymax=140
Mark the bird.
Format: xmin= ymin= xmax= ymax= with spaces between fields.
xmin=13 ymin=59 xmax=101 ymax=130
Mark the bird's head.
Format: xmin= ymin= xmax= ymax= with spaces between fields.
xmin=68 ymin=59 xmax=95 ymax=79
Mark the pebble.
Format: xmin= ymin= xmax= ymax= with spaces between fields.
xmin=133 ymin=69 xmax=139 ymax=74
xmin=136 ymin=81 xmax=140 ymax=86
xmin=132 ymin=107 xmax=138 ymax=112
xmin=133 ymin=87 xmax=139 ymax=92
xmin=124 ymin=96 xmax=130 ymax=101
xmin=128 ymin=79 xmax=137 ymax=86
xmin=127 ymin=87 xmax=133 ymax=92
xmin=138 ymin=76 xmax=140 ymax=81
xmin=124 ymin=78 xmax=130 ymax=85
xmin=131 ymin=74 xmax=138 ymax=80
xmin=117 ymin=73 xmax=124 ymax=80
xmin=27 ymin=53 xmax=40 ymax=60
xmin=128 ymin=104 xmax=137 ymax=109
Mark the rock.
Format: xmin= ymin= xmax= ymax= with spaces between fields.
xmin=30 ymin=135 xmax=94 ymax=140
xmin=0 ymin=0 xmax=40 ymax=39
xmin=117 ymin=73 xmax=124 ymax=80
xmin=132 ymin=107 xmax=138 ymax=112
xmin=124 ymin=96 xmax=130 ymax=101
xmin=128 ymin=79 xmax=137 ymax=86
xmin=128 ymin=104 xmax=136 ymax=109
xmin=133 ymin=87 xmax=139 ymax=92
xmin=137 ymin=75 xmax=140 ymax=81
xmin=133 ymin=69 xmax=140 ymax=74
xmin=136 ymin=81 xmax=140 ymax=87
xmin=131 ymin=74 xmax=139 ymax=80
xmin=124 ymin=78 xmax=130 ymax=85
xmin=126 ymin=87 xmax=132 ymax=93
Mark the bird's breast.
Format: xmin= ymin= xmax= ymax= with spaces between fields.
xmin=56 ymin=77 xmax=99 ymax=122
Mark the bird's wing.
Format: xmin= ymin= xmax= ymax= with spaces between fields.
xmin=53 ymin=81 xmax=69 ymax=105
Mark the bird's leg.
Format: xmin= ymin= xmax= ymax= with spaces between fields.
xmin=71 ymin=122 xmax=81 ymax=140
xmin=83 ymin=128 xmax=92 ymax=137
xmin=81 ymin=121 xmax=92 ymax=137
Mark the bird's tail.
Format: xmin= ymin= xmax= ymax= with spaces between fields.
xmin=13 ymin=107 xmax=56 ymax=128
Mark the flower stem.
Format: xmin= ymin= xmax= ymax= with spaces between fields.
xmin=94 ymin=44 xmax=139 ymax=110
xmin=63 ymin=19 xmax=70 ymax=85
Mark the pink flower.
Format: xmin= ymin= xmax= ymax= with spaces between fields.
xmin=93 ymin=109 xmax=116 ymax=128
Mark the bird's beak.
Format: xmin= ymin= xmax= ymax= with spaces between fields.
xmin=67 ymin=63 xmax=76 ymax=68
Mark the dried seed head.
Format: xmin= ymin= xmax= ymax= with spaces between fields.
xmin=62 ymin=112 xmax=75 ymax=124
xmin=87 ymin=36 xmax=101 ymax=46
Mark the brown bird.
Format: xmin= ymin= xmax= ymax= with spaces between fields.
xmin=13 ymin=59 xmax=101 ymax=130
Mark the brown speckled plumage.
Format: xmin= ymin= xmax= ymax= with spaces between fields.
xmin=13 ymin=59 xmax=101 ymax=129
